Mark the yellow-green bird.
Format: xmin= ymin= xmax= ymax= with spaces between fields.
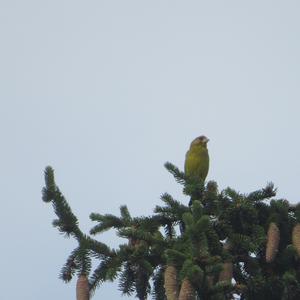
xmin=184 ymin=135 xmax=209 ymax=183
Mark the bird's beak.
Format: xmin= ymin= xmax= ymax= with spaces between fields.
xmin=205 ymin=137 xmax=209 ymax=143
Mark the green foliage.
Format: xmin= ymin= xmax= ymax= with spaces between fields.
xmin=43 ymin=167 xmax=79 ymax=238
xmin=42 ymin=164 xmax=300 ymax=300
xmin=42 ymin=167 xmax=112 ymax=278
xmin=247 ymin=183 xmax=276 ymax=202
xmin=164 ymin=162 xmax=187 ymax=185
xmin=89 ymin=255 xmax=121 ymax=294
xmin=59 ymin=247 xmax=80 ymax=282
xmin=180 ymin=259 xmax=204 ymax=283
xmin=89 ymin=213 xmax=125 ymax=234
xmin=118 ymin=262 xmax=136 ymax=296
xmin=151 ymin=267 xmax=167 ymax=300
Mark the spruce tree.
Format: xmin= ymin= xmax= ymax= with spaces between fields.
xmin=42 ymin=163 xmax=300 ymax=300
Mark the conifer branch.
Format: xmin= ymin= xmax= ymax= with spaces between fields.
xmin=42 ymin=166 xmax=81 ymax=240
xmin=164 ymin=162 xmax=186 ymax=184
xmin=247 ymin=182 xmax=276 ymax=201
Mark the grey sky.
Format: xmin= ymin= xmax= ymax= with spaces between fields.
xmin=1 ymin=1 xmax=300 ymax=299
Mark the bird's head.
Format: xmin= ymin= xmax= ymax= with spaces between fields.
xmin=190 ymin=135 xmax=209 ymax=148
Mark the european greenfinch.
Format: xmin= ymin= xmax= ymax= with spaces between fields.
xmin=184 ymin=135 xmax=209 ymax=183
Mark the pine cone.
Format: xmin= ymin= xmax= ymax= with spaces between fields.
xmin=164 ymin=265 xmax=179 ymax=300
xmin=292 ymin=223 xmax=300 ymax=256
xmin=178 ymin=278 xmax=195 ymax=300
xmin=266 ymin=222 xmax=280 ymax=262
xmin=219 ymin=261 xmax=233 ymax=282
xmin=76 ymin=275 xmax=90 ymax=300
xmin=218 ymin=240 xmax=232 ymax=283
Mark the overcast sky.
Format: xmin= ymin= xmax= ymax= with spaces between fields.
xmin=1 ymin=1 xmax=300 ymax=299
